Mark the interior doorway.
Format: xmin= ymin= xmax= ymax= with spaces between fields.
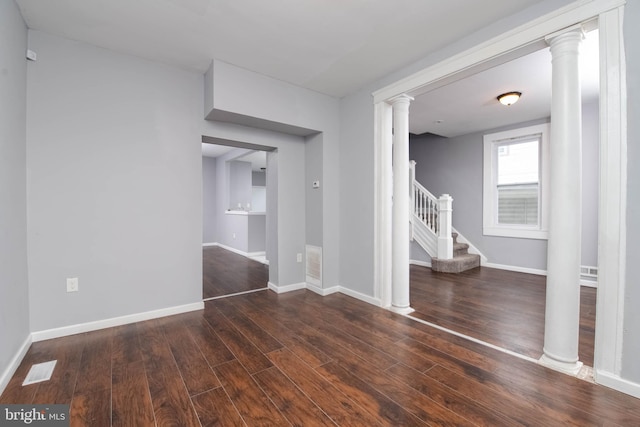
xmin=373 ymin=3 xmax=629 ymax=382
xmin=402 ymin=28 xmax=600 ymax=367
xmin=202 ymin=139 xmax=276 ymax=300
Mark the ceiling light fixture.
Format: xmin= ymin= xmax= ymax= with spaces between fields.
xmin=497 ymin=91 xmax=522 ymax=106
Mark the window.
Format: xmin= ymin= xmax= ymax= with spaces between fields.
xmin=483 ymin=123 xmax=549 ymax=239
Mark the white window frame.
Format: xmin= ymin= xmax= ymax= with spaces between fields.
xmin=483 ymin=123 xmax=550 ymax=239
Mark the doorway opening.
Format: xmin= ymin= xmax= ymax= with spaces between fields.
xmin=374 ymin=4 xmax=627 ymax=386
xmin=201 ymin=137 xmax=277 ymax=300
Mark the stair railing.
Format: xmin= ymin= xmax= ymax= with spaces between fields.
xmin=410 ymin=161 xmax=454 ymax=260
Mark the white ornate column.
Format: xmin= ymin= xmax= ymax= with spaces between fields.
xmin=391 ymin=94 xmax=414 ymax=314
xmin=540 ymin=26 xmax=584 ymax=374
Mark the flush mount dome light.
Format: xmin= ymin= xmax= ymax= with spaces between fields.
xmin=497 ymin=91 xmax=522 ymax=106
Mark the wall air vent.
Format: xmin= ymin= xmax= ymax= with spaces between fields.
xmin=306 ymin=245 xmax=322 ymax=287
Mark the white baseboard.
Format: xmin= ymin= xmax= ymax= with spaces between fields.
xmin=214 ymin=243 xmax=249 ymax=257
xmin=306 ymin=283 xmax=339 ymax=296
xmin=410 ymin=259 xmax=431 ymax=268
xmin=265 ymin=280 xmax=380 ymax=306
xmin=31 ymin=301 xmax=204 ymax=342
xmin=337 ymin=286 xmax=382 ymax=307
xmin=267 ymin=281 xmax=306 ymax=294
xmin=482 ymin=262 xmax=547 ymax=276
xmin=0 ymin=334 xmax=32 ymax=396
xmin=595 ymin=369 xmax=640 ymax=399
xmin=210 ymin=242 xmax=267 ymax=262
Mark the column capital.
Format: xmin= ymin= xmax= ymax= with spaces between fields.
xmin=545 ymin=24 xmax=585 ymax=47
xmin=389 ymin=94 xmax=414 ymax=106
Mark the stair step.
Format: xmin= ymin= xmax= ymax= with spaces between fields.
xmin=453 ymin=242 xmax=469 ymax=257
xmin=431 ymin=253 xmax=480 ymax=274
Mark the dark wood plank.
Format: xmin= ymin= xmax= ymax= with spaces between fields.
xmin=0 ymin=286 xmax=636 ymax=427
xmin=181 ymin=311 xmax=236 ymax=367
xmin=112 ymin=323 xmax=144 ymax=365
xmin=71 ymin=387 xmax=111 ymax=427
xmin=137 ymin=319 xmax=201 ymax=427
xmin=386 ymin=363 xmax=518 ymax=426
xmin=426 ymin=364 xmax=605 ymax=426
xmin=203 ymin=246 xmax=268 ymax=299
xmin=266 ymin=348 xmax=384 ymax=427
xmin=31 ymin=334 xmax=85 ymax=404
xmin=213 ymin=360 xmax=289 ymax=426
xmin=492 ymin=358 xmax=640 ymax=426
xmin=333 ymin=358 xmax=478 ymax=426
xmin=409 ymin=265 xmax=596 ymax=365
xmin=211 ymin=298 xmax=284 ymax=353
xmin=253 ymin=366 xmax=337 ymax=427
xmin=70 ymin=329 xmax=113 ymax=426
xmin=223 ymin=294 xmax=333 ymax=368
xmin=316 ymin=361 xmax=428 ymax=427
xmin=191 ymin=387 xmax=245 ymax=427
xmin=204 ymin=306 xmax=272 ymax=374
xmin=112 ymin=361 xmax=155 ymax=427
xmin=161 ymin=316 xmax=221 ymax=396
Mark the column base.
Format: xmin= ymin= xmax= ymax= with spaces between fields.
xmin=389 ymin=305 xmax=415 ymax=315
xmin=539 ymin=353 xmax=583 ymax=376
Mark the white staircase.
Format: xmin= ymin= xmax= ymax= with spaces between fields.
xmin=410 ymin=161 xmax=481 ymax=273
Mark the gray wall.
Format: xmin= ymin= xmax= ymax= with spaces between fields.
xmin=581 ymin=100 xmax=599 ymax=267
xmin=252 ymin=171 xmax=266 ymax=186
xmin=228 ymin=160 xmax=252 ymax=210
xmin=339 ymin=89 xmax=376 ymax=294
xmin=248 ymin=215 xmax=267 ymax=253
xmin=202 ymin=156 xmax=217 ymax=243
xmin=214 ymin=148 xmax=251 ymax=251
xmin=409 ymin=101 xmax=599 ymax=271
xmin=0 ymin=0 xmax=30 ymax=387
xmin=622 ymin=0 xmax=640 ymax=384
xmin=305 ymin=133 xmax=323 ymax=247
xmin=26 ymin=31 xmax=203 ymax=331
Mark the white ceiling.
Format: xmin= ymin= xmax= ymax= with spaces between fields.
xmin=17 ymin=0 xmax=550 ymax=98
xmin=410 ymin=29 xmax=600 ymax=137
xmin=201 ymin=143 xmax=234 ymax=158
xmin=17 ymin=0 xmax=598 ymax=141
xmin=201 ymin=144 xmax=266 ymax=171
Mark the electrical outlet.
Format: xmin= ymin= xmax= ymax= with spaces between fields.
xmin=296 ymin=253 xmax=302 ymax=263
xmin=232 ymin=233 xmax=236 ymax=239
xmin=67 ymin=277 xmax=78 ymax=293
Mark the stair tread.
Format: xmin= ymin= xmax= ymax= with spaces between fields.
xmin=431 ymin=253 xmax=480 ymax=274
xmin=432 ymin=253 xmax=479 ymax=261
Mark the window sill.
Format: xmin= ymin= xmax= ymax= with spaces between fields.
xmin=483 ymin=226 xmax=548 ymax=240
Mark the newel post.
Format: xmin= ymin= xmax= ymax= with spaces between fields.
xmin=437 ymin=194 xmax=453 ymax=260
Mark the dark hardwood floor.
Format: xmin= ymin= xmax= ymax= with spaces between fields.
xmin=203 ymin=246 xmax=268 ymax=299
xmin=409 ymin=265 xmax=596 ymax=366
xmin=2 ymin=288 xmax=638 ymax=426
